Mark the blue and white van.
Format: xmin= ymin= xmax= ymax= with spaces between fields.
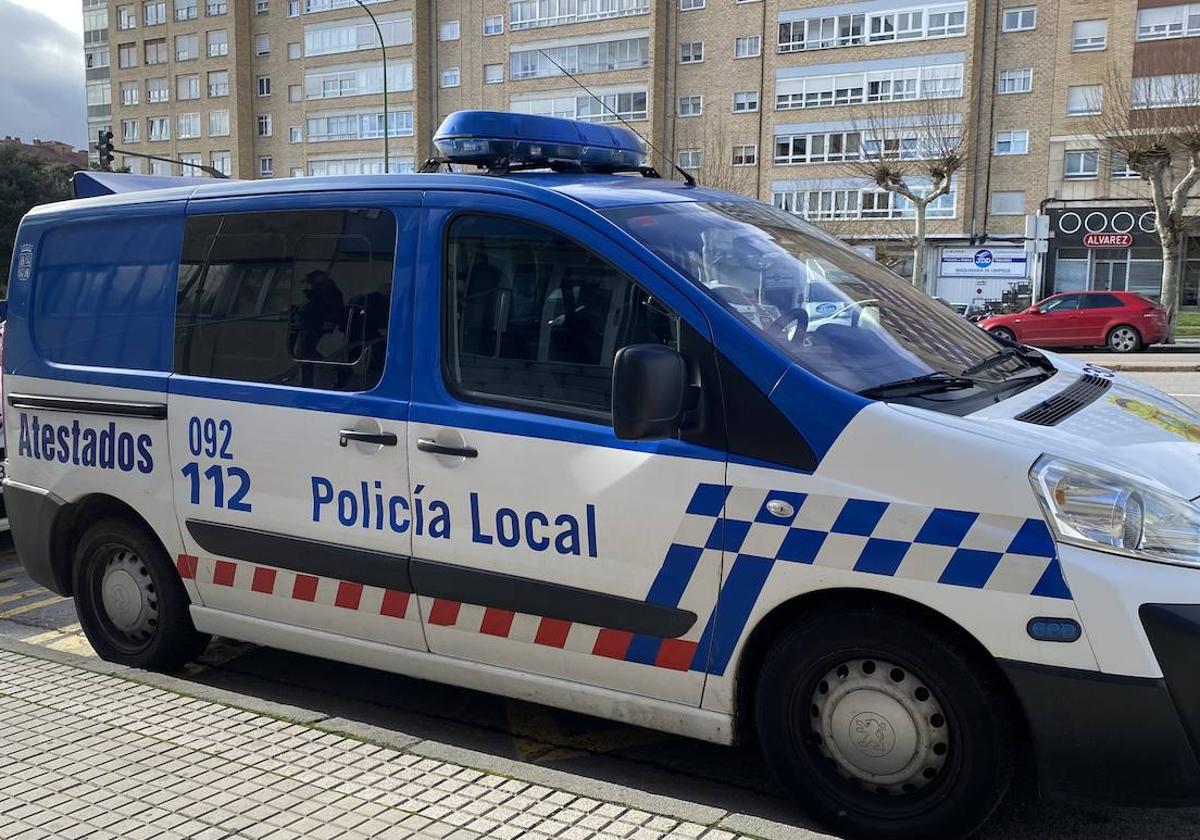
xmin=5 ymin=112 xmax=1200 ymax=839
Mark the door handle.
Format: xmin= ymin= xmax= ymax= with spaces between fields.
xmin=339 ymin=430 xmax=398 ymax=447
xmin=417 ymin=438 xmax=478 ymax=458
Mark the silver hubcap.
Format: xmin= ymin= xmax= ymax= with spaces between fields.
xmin=99 ymin=549 xmax=157 ymax=640
xmin=810 ymin=658 xmax=948 ymax=795
xmin=1111 ymin=328 xmax=1137 ymax=352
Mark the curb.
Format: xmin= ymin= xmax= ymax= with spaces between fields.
xmin=0 ymin=633 xmax=832 ymax=840
xmin=1100 ymin=364 xmax=1200 ymax=373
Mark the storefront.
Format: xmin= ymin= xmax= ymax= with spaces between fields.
xmin=1043 ymin=205 xmax=1200 ymax=307
xmin=933 ymin=244 xmax=1031 ymax=309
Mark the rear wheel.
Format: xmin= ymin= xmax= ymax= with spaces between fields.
xmin=989 ymin=327 xmax=1016 ymax=343
xmin=1107 ymin=325 xmax=1142 ymax=353
xmin=73 ymin=518 xmax=210 ymax=670
xmin=755 ymin=608 xmax=1015 ymax=840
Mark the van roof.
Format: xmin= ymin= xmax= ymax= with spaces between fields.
xmin=48 ymin=170 xmax=751 ymax=221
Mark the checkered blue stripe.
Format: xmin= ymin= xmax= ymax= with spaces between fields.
xmin=645 ymin=483 xmax=1069 ymax=676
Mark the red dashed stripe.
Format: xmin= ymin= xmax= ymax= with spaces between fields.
xmin=212 ymin=560 xmax=236 ymax=587
xmin=654 ymin=638 xmax=698 ymax=671
xmin=428 ymin=599 xmax=461 ymax=626
xmin=335 ymin=581 xmax=363 ymax=610
xmin=292 ymin=574 xmax=319 ymax=602
xmin=380 ymin=589 xmax=410 ymax=619
xmin=534 ymin=618 xmax=570 ymax=648
xmin=176 ymin=555 xmax=198 ymax=580
xmin=480 ymin=608 xmax=515 ymax=637
xmin=251 ymin=567 xmax=276 ymax=595
xmin=592 ymin=628 xmax=634 ymax=659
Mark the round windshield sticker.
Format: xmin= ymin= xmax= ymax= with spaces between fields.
xmin=815 ymin=302 xmax=838 ymax=316
xmin=16 ymin=243 xmax=33 ymax=282
xmin=973 ymin=249 xmax=994 ymax=269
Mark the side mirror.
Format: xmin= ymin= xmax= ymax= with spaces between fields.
xmin=612 ymin=344 xmax=687 ymax=441
xmin=1028 ymin=305 xmax=1041 ymax=314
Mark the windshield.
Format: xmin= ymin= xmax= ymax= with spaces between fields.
xmin=605 ymin=201 xmax=1029 ymax=395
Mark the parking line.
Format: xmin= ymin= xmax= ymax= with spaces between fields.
xmin=0 ymin=596 xmax=66 ymax=618
xmin=0 ymin=588 xmax=48 ymax=607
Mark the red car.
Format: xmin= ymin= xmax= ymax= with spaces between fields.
xmin=977 ymin=290 xmax=1169 ymax=353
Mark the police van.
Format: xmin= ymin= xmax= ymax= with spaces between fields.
xmin=5 ymin=112 xmax=1200 ymax=839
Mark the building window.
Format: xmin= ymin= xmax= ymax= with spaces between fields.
xmin=774 ymin=130 xmax=864 ymax=164
xmin=259 ymin=156 xmax=273 ymax=177
xmin=778 ymin=4 xmax=966 ymax=52
xmin=178 ymin=112 xmax=200 ymax=139
xmin=1110 ymin=151 xmax=1140 ymax=179
xmin=180 ymin=154 xmax=202 ymax=174
xmin=441 ymin=67 xmax=460 ymax=87
xmin=145 ymin=39 xmax=168 ymax=64
xmin=210 ymin=151 xmax=231 ymax=177
xmin=1071 ymin=19 xmax=1107 ymax=51
xmin=510 ymin=90 xmax=648 ymax=123
xmin=1002 ymin=6 xmax=1036 ymax=31
xmin=1064 ymin=149 xmax=1099 ymax=178
xmin=732 ymin=90 xmax=759 ymax=112
xmin=288 ymin=1 xmax=300 ymax=17
xmin=120 ymin=81 xmax=139 ymax=106
xmin=143 ymin=1 xmax=166 ymax=25
xmin=117 ymin=5 xmax=137 ymax=29
xmin=678 ymin=95 xmax=702 ymax=117
xmin=206 ymin=0 xmax=227 ymax=15
xmin=680 ymin=0 xmax=704 ymax=8
xmin=994 ymin=129 xmax=1028 ymax=155
xmin=208 ymin=30 xmax=228 ymax=57
xmin=776 ymin=62 xmax=963 ymax=109
xmin=258 ymin=75 xmax=272 ymax=96
xmin=289 ymin=126 xmax=303 ymax=143
xmin=255 ymin=33 xmax=270 ymax=55
xmin=150 ymin=159 xmax=170 ymax=176
xmin=1132 ymin=74 xmax=1200 ymax=109
xmin=118 ymin=42 xmax=137 ymax=68
xmin=483 ymin=15 xmax=503 ymax=35
xmin=209 ymin=109 xmax=230 ymax=137
xmin=174 ymin=0 xmax=197 ymax=21
xmin=484 ymin=63 xmax=503 ymax=84
xmin=1066 ymin=84 xmax=1102 ymax=115
xmin=177 ymin=73 xmax=200 ymax=100
xmin=1136 ymin=5 xmax=1200 ymax=41
xmin=256 ymin=0 xmax=270 ymax=13
xmin=304 ymin=15 xmax=414 ymax=57
xmin=734 ymin=35 xmax=761 ymax=58
xmin=257 ymin=114 xmax=273 ymax=137
xmin=732 ymin=144 xmax=757 ymax=166
xmin=121 ymin=119 xmax=139 ymax=143
xmin=176 ymin=33 xmax=199 ymax=60
xmin=208 ymin=70 xmax=229 ymax=97
xmin=991 ymin=191 xmax=1026 ymax=215
xmin=439 ymin=20 xmax=460 ymax=41
xmin=998 ymin=68 xmax=1032 ymax=94
xmin=289 ymin=84 xmax=302 ymax=102
xmin=147 ymin=76 xmax=169 ymax=103
xmin=148 ymin=116 xmax=170 ymax=142
xmin=286 ymin=42 xmax=301 ymax=60
xmin=680 ymin=41 xmax=704 ymax=63
xmin=678 ymin=149 xmax=701 ymax=169
xmin=290 ymin=167 xmax=304 ymax=178
xmin=510 ymin=37 xmax=649 ymax=79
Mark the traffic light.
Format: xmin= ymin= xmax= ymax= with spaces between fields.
xmin=97 ymin=130 xmax=114 ymax=171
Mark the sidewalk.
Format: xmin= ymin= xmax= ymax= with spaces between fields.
xmin=0 ymin=642 xmax=815 ymax=840
xmin=1060 ymin=349 xmax=1200 ymax=372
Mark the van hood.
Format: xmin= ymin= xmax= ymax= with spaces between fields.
xmin=960 ymin=353 xmax=1200 ymax=499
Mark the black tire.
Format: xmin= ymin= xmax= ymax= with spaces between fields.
xmin=1106 ymin=324 xmax=1142 ymax=353
xmin=73 ymin=517 xmax=210 ymax=670
xmin=989 ymin=327 xmax=1016 ymax=343
xmin=755 ymin=608 xmax=1015 ymax=840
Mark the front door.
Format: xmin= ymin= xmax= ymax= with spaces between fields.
xmin=1025 ymin=292 xmax=1082 ymax=344
xmin=406 ymin=196 xmax=727 ymax=706
xmin=167 ymin=196 xmax=425 ymax=651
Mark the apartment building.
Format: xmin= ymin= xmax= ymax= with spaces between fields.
xmin=85 ymin=0 xmax=1200 ymax=306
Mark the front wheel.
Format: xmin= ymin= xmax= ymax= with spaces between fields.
xmin=1107 ymin=325 xmax=1142 ymax=353
xmin=73 ymin=517 xmax=210 ymax=670
xmin=755 ymin=608 xmax=1015 ymax=840
xmin=989 ymin=327 xmax=1016 ymax=343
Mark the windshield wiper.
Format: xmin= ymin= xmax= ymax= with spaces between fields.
xmin=858 ymin=372 xmax=976 ymax=400
xmin=961 ymin=347 xmax=1023 ymax=378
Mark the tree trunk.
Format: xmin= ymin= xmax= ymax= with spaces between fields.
xmin=1160 ymin=225 xmax=1183 ymax=343
xmin=911 ymin=202 xmax=928 ymax=292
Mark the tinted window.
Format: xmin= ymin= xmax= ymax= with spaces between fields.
xmin=1082 ymin=293 xmax=1124 ymax=309
xmin=1040 ymin=294 xmax=1081 ymax=312
xmin=174 ymin=209 xmax=395 ymax=391
xmin=444 ymin=214 xmax=678 ymax=415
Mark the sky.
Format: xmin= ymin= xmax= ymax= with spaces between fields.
xmin=0 ymin=0 xmax=87 ymax=148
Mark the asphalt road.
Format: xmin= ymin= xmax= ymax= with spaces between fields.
xmin=1 ymin=366 xmax=1199 ymax=839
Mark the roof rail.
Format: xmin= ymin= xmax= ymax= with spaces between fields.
xmin=72 ymin=171 xmax=221 ymax=199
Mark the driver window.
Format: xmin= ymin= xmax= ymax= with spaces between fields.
xmin=1041 ymin=294 xmax=1080 ymax=313
xmin=444 ymin=214 xmax=678 ymax=416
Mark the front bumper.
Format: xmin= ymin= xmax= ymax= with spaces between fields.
xmin=1002 ymin=603 xmax=1200 ymax=806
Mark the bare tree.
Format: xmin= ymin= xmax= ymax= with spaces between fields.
xmin=848 ymin=90 xmax=975 ymax=294
xmin=1086 ymin=64 xmax=1200 ymax=340
xmin=673 ymin=121 xmax=754 ymax=194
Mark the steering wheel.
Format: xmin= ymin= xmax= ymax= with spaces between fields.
xmin=829 ymin=298 xmax=880 ymax=328
xmin=767 ymin=306 xmax=810 ymax=345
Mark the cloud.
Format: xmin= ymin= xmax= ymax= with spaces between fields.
xmin=0 ymin=1 xmax=86 ymax=148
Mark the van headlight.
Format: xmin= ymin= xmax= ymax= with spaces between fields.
xmin=1030 ymin=456 xmax=1200 ymax=568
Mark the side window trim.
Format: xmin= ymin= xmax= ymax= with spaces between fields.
xmin=440 ymin=210 xmax=681 ymax=426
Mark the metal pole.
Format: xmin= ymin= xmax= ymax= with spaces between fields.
xmin=354 ymin=0 xmax=389 ymax=172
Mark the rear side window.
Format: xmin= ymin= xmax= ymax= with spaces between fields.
xmin=444 ymin=214 xmax=678 ymax=416
xmin=174 ymin=209 xmax=395 ymax=392
xmin=1082 ymin=293 xmax=1123 ymax=309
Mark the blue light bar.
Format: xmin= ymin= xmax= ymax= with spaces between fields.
xmin=432 ymin=111 xmax=647 ymax=173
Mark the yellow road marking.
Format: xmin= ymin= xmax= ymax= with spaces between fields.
xmin=0 ymin=588 xmax=49 ymax=607
xmin=46 ymin=634 xmax=96 ymax=657
xmin=0 ymin=578 xmax=22 ymax=590
xmin=0 ymin=596 xmax=66 ymax=618
xmin=504 ymin=700 xmax=666 ymax=763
